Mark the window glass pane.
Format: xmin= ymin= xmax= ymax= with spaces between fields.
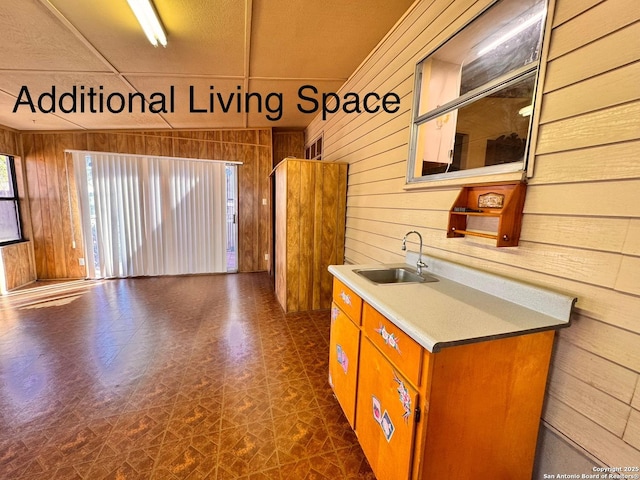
xmin=417 ymin=0 xmax=545 ymax=117
xmin=0 ymin=201 xmax=20 ymax=242
xmin=413 ymin=75 xmax=535 ymax=177
xmin=0 ymin=156 xmax=14 ymax=197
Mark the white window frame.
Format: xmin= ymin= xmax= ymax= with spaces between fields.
xmin=406 ymin=0 xmax=550 ymax=185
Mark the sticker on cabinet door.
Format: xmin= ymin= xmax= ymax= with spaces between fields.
xmin=380 ymin=410 xmax=395 ymax=442
xmin=372 ymin=395 xmax=382 ymax=424
xmin=372 ymin=396 xmax=395 ymax=442
xmin=336 ymin=344 xmax=349 ymax=374
xmin=393 ymin=371 xmax=412 ymax=422
xmin=375 ymin=324 xmax=401 ymax=354
xmin=331 ymin=306 xmax=339 ymax=323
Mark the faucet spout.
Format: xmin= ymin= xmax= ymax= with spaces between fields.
xmin=402 ymin=230 xmax=427 ymax=275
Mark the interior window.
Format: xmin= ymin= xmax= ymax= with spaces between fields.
xmin=407 ymin=0 xmax=547 ymax=182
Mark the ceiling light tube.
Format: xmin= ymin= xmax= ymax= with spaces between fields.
xmin=518 ymin=104 xmax=533 ymax=117
xmin=478 ymin=10 xmax=545 ymax=56
xmin=127 ymin=0 xmax=167 ymax=47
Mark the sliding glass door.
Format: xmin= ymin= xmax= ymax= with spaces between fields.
xmin=72 ymin=151 xmax=231 ymax=279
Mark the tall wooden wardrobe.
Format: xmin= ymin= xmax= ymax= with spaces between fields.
xmin=273 ymin=158 xmax=348 ymax=313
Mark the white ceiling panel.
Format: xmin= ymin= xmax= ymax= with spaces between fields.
xmin=250 ymin=0 xmax=414 ymax=78
xmin=49 ymin=0 xmax=247 ymax=76
xmin=246 ymin=78 xmax=348 ymax=128
xmin=0 ymin=0 xmax=414 ymax=130
xmin=0 ymin=91 xmax=82 ymax=131
xmin=0 ymin=72 xmax=170 ymax=130
xmin=126 ymin=76 xmax=248 ymax=129
xmin=0 ymin=0 xmax=111 ymax=72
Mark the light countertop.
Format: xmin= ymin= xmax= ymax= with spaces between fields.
xmin=328 ymin=253 xmax=576 ymax=353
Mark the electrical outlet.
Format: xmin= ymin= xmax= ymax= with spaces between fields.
xmin=262 ymin=198 xmax=267 ymax=205
xmin=264 ymin=253 xmax=269 ymax=261
xmin=79 ymin=258 xmax=85 ymax=266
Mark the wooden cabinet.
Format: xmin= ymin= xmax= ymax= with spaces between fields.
xmin=273 ymin=158 xmax=347 ymax=312
xmin=329 ymin=278 xmax=557 ymax=480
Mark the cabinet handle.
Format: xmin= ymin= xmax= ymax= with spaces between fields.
xmin=340 ymin=291 xmax=352 ymax=306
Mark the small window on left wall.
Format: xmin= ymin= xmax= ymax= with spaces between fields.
xmin=0 ymin=155 xmax=24 ymax=245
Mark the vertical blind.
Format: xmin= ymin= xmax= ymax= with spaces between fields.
xmin=71 ymin=151 xmax=228 ymax=278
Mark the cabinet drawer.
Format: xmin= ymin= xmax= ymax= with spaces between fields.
xmin=363 ymin=303 xmax=423 ymax=386
xmin=332 ymin=278 xmax=363 ymax=325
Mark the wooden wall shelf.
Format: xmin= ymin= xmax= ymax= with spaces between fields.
xmin=447 ymin=181 xmax=527 ymax=247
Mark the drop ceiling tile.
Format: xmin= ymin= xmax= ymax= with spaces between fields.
xmin=49 ymin=0 xmax=246 ymax=76
xmin=0 ymin=91 xmax=82 ymax=131
xmin=0 ymin=72 xmax=170 ymax=130
xmin=0 ymin=0 xmax=415 ymax=131
xmin=126 ymin=76 xmax=247 ymax=129
xmin=0 ymin=0 xmax=111 ymax=72
xmin=246 ymin=79 xmax=347 ymax=128
xmin=249 ymin=0 xmax=414 ymax=78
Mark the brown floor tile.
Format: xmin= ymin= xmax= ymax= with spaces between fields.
xmin=221 ymin=385 xmax=271 ymax=429
xmin=102 ymin=406 xmax=172 ymax=456
xmin=335 ymin=446 xmax=376 ymax=479
xmin=153 ymin=434 xmax=219 ymax=479
xmin=268 ymin=377 xmax=319 ymax=417
xmin=33 ymin=416 xmax=117 ymax=472
xmin=279 ymin=450 xmax=345 ymax=479
xmin=86 ymin=445 xmax=159 ymax=479
xmin=0 ymin=273 xmax=371 ymax=480
xmin=217 ymin=421 xmax=279 ymax=478
xmin=273 ymin=408 xmax=334 ymax=464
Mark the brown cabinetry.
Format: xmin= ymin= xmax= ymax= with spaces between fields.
xmin=328 ymin=277 xmax=557 ymax=480
xmin=273 ymin=158 xmax=347 ymax=312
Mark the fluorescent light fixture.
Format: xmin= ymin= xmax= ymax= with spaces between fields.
xmin=478 ymin=10 xmax=545 ymax=56
xmin=127 ymin=0 xmax=167 ymax=47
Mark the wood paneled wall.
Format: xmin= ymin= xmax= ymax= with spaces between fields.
xmin=20 ymin=129 xmax=272 ymax=279
xmin=272 ymin=130 xmax=305 ymax=167
xmin=0 ymin=242 xmax=37 ymax=293
xmin=305 ymin=0 xmax=640 ymax=470
xmin=0 ymin=126 xmax=20 ymax=155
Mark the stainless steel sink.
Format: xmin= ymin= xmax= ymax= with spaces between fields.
xmin=354 ymin=267 xmax=439 ymax=285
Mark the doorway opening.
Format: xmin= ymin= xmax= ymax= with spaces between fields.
xmin=225 ymin=165 xmax=238 ymax=273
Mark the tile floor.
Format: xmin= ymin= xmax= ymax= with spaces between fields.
xmin=0 ymin=273 xmax=375 ymax=479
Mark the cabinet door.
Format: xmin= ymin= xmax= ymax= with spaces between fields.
xmin=355 ymin=338 xmax=419 ymax=480
xmin=328 ymin=303 xmax=361 ymax=428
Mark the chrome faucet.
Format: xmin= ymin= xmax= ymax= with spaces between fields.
xmin=402 ymin=231 xmax=427 ymax=275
